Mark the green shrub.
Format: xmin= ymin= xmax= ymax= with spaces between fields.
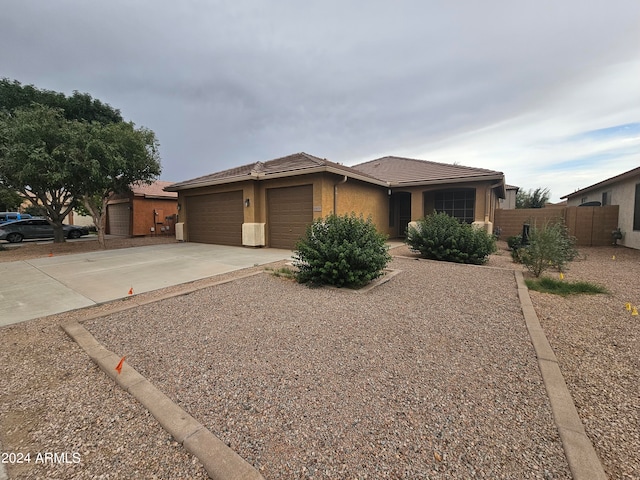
xmin=517 ymin=221 xmax=578 ymax=277
xmin=405 ymin=212 xmax=496 ymax=265
xmin=507 ymin=234 xmax=523 ymax=250
xmin=293 ymin=213 xmax=391 ymax=288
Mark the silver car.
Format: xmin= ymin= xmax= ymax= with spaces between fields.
xmin=0 ymin=218 xmax=89 ymax=243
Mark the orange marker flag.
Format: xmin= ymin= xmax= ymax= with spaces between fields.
xmin=115 ymin=356 xmax=126 ymax=374
xmin=128 ymin=287 xmax=133 ymax=295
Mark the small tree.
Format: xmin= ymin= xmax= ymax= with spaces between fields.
xmin=77 ymin=121 xmax=161 ymax=247
xmin=516 ymin=221 xmax=578 ymax=277
xmin=293 ymin=213 xmax=391 ymax=288
xmin=516 ymin=187 xmax=551 ymax=208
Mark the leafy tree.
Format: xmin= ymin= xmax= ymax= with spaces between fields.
xmin=0 ymin=80 xmax=161 ymax=245
xmin=0 ymin=105 xmax=85 ymax=242
xmin=0 ymin=78 xmax=122 ymax=124
xmin=0 ymin=182 xmax=22 ymax=210
xmin=76 ymin=121 xmax=161 ymax=247
xmin=516 ymin=187 xmax=551 ymax=208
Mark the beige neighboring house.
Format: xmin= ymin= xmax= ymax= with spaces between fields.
xmin=497 ymin=184 xmax=519 ymax=209
xmin=165 ymin=152 xmax=506 ymax=249
xmin=560 ymin=166 xmax=640 ymax=250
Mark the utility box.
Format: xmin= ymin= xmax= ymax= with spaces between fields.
xmin=175 ymin=222 xmax=184 ymax=241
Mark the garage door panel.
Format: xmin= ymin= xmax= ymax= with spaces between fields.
xmin=268 ymin=185 xmax=313 ymax=249
xmin=187 ymin=191 xmax=243 ymax=246
xmin=108 ymin=203 xmax=130 ymax=236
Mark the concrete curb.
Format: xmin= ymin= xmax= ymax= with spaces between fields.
xmin=62 ymin=320 xmax=264 ymax=480
xmin=514 ymin=271 xmax=607 ymax=480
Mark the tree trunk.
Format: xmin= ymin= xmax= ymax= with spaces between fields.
xmin=97 ymin=210 xmax=107 ymax=248
xmin=83 ymin=195 xmax=109 ymax=249
xmin=52 ymin=221 xmax=66 ymax=243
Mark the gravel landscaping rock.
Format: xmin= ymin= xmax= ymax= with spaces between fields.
xmin=1 ymin=240 xmax=637 ymax=479
xmin=85 ymin=257 xmax=570 ymax=479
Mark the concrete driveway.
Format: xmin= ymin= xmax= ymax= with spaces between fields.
xmin=0 ymin=243 xmax=292 ymax=327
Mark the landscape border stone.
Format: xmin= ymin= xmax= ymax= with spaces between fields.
xmin=514 ymin=270 xmax=607 ymax=480
xmin=62 ymin=319 xmax=264 ymax=480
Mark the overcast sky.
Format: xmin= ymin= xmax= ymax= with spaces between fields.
xmin=2 ymin=1 xmax=639 ymax=201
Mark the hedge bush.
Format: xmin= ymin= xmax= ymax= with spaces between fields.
xmin=293 ymin=213 xmax=391 ymax=288
xmin=406 ymin=212 xmax=496 ymax=265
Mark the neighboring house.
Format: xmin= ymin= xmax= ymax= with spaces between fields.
xmin=560 ymin=166 xmax=640 ymax=250
xmin=498 ymin=184 xmax=519 ymax=209
xmin=165 ymin=152 xmax=505 ymax=249
xmin=107 ymin=181 xmax=178 ymax=237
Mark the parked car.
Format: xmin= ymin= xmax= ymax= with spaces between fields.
xmin=0 ymin=219 xmax=90 ymax=243
xmin=0 ymin=212 xmax=32 ymax=224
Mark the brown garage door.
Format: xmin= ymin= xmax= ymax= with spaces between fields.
xmin=107 ymin=203 xmax=131 ymax=236
xmin=186 ymin=191 xmax=243 ymax=245
xmin=268 ymin=185 xmax=313 ymax=249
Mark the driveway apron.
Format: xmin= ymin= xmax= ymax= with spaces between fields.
xmin=0 ymin=243 xmax=292 ymax=327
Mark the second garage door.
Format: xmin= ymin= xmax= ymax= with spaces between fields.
xmin=186 ymin=191 xmax=243 ymax=245
xmin=107 ymin=203 xmax=131 ymax=236
xmin=268 ymin=185 xmax=313 ymax=249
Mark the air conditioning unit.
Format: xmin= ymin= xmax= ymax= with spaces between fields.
xmin=175 ymin=222 xmax=184 ymax=241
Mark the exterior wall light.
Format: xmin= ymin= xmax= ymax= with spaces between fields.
xmin=245 ymin=198 xmax=250 ymax=207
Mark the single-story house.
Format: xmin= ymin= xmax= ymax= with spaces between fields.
xmin=107 ymin=180 xmax=178 ymax=237
xmin=560 ymin=166 xmax=640 ymax=250
xmin=165 ymin=152 xmax=505 ymax=249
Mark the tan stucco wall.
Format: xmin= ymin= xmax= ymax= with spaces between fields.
xmin=566 ymin=175 xmax=640 ymax=250
xmin=176 ymin=176 xmax=503 ymax=243
xmin=334 ymin=179 xmax=389 ymax=235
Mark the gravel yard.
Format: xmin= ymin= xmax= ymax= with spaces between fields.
xmin=0 ymin=240 xmax=637 ymax=479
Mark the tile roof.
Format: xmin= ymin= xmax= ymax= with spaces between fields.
xmin=350 ymin=156 xmax=504 ymax=185
xmin=131 ymin=180 xmax=177 ymax=198
xmin=165 ymin=152 xmax=505 ymax=193
xmin=166 ymin=152 xmax=387 ymax=190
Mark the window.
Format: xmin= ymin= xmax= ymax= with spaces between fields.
xmin=602 ymin=191 xmax=610 ymax=206
xmin=434 ymin=189 xmax=475 ymax=224
xmin=634 ymin=184 xmax=640 ymax=231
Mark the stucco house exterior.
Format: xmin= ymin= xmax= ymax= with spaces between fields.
xmin=561 ymin=166 xmax=640 ymax=250
xmin=106 ymin=180 xmax=178 ymax=237
xmin=165 ymin=153 xmax=505 ymax=249
xmin=498 ymin=184 xmax=519 ymax=209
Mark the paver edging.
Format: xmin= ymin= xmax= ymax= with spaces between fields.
xmin=61 ymin=320 xmax=264 ymax=480
xmin=514 ymin=270 xmax=607 ymax=480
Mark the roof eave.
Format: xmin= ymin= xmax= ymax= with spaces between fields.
xmin=392 ymin=174 xmax=504 ymax=188
xmin=165 ymin=165 xmax=389 ymax=191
